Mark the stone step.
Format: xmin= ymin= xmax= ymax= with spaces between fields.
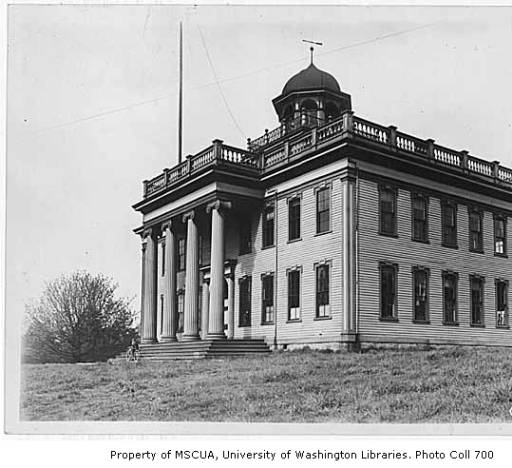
xmin=116 ymin=339 xmax=271 ymax=361
xmin=126 ymin=338 xmax=272 ymax=361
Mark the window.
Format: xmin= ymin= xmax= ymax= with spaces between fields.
xmin=316 ymin=264 xmax=330 ymax=318
xmin=469 ymin=208 xmax=483 ymax=253
xmin=160 ymin=294 xmax=164 ymax=333
xmin=442 ymin=271 xmax=458 ymax=325
xmin=380 ymin=262 xmax=398 ymax=320
xmin=177 ymin=290 xmax=185 ymax=333
xmin=288 ymin=197 xmax=301 ymax=241
xmin=198 ymin=235 xmax=203 ymax=266
xmin=496 ymin=280 xmax=509 ymax=328
xmin=287 ymin=269 xmax=301 ymax=321
xmin=239 ymin=276 xmax=252 ymax=327
xmin=412 ymin=194 xmax=428 ymax=242
xmin=379 ymin=186 xmax=397 ymax=236
xmin=441 ymin=201 xmax=457 ymax=247
xmin=239 ymin=216 xmax=252 ymax=255
xmin=161 ymin=241 xmax=166 ymax=276
xmin=412 ymin=267 xmax=429 ymax=323
xmin=262 ymin=203 xmax=275 ymax=248
xmin=470 ymin=275 xmax=485 ymax=326
xmin=316 ymin=187 xmax=330 ymax=234
xmin=494 ymin=215 xmax=507 ymax=256
xmin=261 ymin=274 xmax=274 ymax=324
xmin=177 ymin=237 xmax=186 ymax=271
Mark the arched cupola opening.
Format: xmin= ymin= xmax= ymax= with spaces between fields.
xmin=325 ymin=101 xmax=340 ymax=122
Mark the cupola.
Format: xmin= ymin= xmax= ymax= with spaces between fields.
xmin=272 ymin=48 xmax=352 ymax=132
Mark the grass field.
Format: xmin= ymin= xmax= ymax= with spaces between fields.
xmin=20 ymin=346 xmax=512 ymax=423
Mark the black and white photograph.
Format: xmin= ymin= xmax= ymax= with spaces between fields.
xmin=3 ymin=1 xmax=512 ymax=447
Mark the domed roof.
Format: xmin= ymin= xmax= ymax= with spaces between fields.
xmin=282 ymin=63 xmax=341 ymax=95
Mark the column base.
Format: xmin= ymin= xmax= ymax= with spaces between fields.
xmin=206 ymin=332 xmax=226 ymax=341
xmin=159 ymin=336 xmax=178 ymax=343
xmin=141 ymin=338 xmax=157 ymax=344
xmin=181 ymin=334 xmax=200 ymax=342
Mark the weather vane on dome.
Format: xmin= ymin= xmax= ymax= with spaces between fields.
xmin=302 ymin=39 xmax=323 ymax=64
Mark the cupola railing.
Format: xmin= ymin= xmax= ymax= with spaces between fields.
xmin=142 ymin=111 xmax=512 ymax=199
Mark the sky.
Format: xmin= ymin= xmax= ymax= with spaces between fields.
xmin=6 ymin=4 xmax=512 ymax=327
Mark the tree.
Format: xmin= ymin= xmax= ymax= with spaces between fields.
xmin=23 ymin=271 xmax=138 ymax=363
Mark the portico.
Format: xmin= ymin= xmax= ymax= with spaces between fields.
xmin=138 ymin=198 xmax=240 ymax=345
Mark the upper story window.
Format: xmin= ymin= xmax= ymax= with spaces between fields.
xmin=239 ymin=216 xmax=253 ymax=255
xmin=442 ymin=271 xmax=458 ymax=325
xmin=412 ymin=266 xmax=429 ymax=323
xmin=287 ymin=269 xmax=301 ymax=321
xmin=261 ymin=274 xmax=274 ymax=324
xmin=496 ymin=279 xmax=509 ymax=328
xmin=469 ymin=208 xmax=484 ymax=253
xmin=494 ymin=215 xmax=507 ymax=257
xmin=380 ymin=262 xmax=398 ymax=321
xmin=441 ymin=201 xmax=457 ymax=248
xmin=315 ymin=263 xmax=331 ymax=318
xmin=412 ymin=194 xmax=428 ymax=242
xmin=177 ymin=237 xmax=186 ymax=271
xmin=379 ymin=186 xmax=397 ymax=236
xmin=262 ymin=203 xmax=275 ymax=247
xmin=262 ymin=203 xmax=275 ymax=248
xmin=470 ymin=275 xmax=485 ymax=326
xmin=239 ymin=276 xmax=252 ymax=327
xmin=316 ymin=186 xmax=330 ymax=234
xmin=161 ymin=240 xmax=166 ymax=276
xmin=288 ymin=197 xmax=301 ymax=241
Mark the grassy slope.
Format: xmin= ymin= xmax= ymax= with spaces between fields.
xmin=20 ymin=346 xmax=512 ymax=422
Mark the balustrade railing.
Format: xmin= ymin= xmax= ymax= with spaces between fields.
xmin=143 ymin=112 xmax=512 ymax=198
xmin=353 ymin=118 xmax=388 ymax=144
xmin=467 ymin=156 xmax=493 ymax=177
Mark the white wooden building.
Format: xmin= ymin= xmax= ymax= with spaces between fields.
xmin=133 ymin=60 xmax=512 ymax=357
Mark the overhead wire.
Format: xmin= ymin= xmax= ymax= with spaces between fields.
xmin=197 ymin=25 xmax=246 ymax=139
xmin=28 ymin=21 xmax=438 ymax=136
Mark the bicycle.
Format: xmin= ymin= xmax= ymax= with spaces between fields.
xmin=125 ymin=347 xmax=140 ymax=363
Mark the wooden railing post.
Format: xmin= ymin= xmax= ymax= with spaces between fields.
xmin=284 ymin=141 xmax=290 ymax=163
xmin=343 ymin=111 xmax=354 ymax=135
xmin=493 ymin=160 xmax=500 ymax=181
xmin=186 ymin=154 xmax=193 ymax=174
xmin=388 ymin=125 xmax=397 ymax=149
xmin=426 ymin=139 xmax=435 ymax=159
xmin=212 ymin=139 xmax=223 ymax=162
xmin=460 ymin=150 xmax=469 ymax=172
xmin=311 ymin=127 xmax=317 ymax=147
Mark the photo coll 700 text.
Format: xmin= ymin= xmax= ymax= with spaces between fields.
xmin=110 ymin=449 xmax=494 ymax=462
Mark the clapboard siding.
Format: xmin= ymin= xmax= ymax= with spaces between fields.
xmin=233 ymin=175 xmax=344 ymax=346
xmin=358 ymin=177 xmax=512 ymax=346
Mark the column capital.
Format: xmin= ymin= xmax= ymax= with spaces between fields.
xmin=162 ymin=220 xmax=174 ymax=232
xmin=206 ymin=200 xmax=232 ymax=214
xmin=141 ymin=227 xmax=154 ymax=241
xmin=182 ymin=210 xmax=195 ymax=223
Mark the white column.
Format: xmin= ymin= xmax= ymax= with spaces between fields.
xmin=227 ymin=274 xmax=235 ymax=339
xmin=342 ymin=171 xmax=358 ymax=346
xmin=141 ymin=228 xmax=157 ymax=343
xmin=207 ymin=200 xmax=231 ymax=339
xmin=160 ymin=221 xmax=177 ymax=342
xmin=201 ymin=280 xmax=210 ymax=340
xmin=182 ymin=210 xmax=200 ymax=341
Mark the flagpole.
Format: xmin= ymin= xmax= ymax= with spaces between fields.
xmin=178 ymin=21 xmax=183 ymax=164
